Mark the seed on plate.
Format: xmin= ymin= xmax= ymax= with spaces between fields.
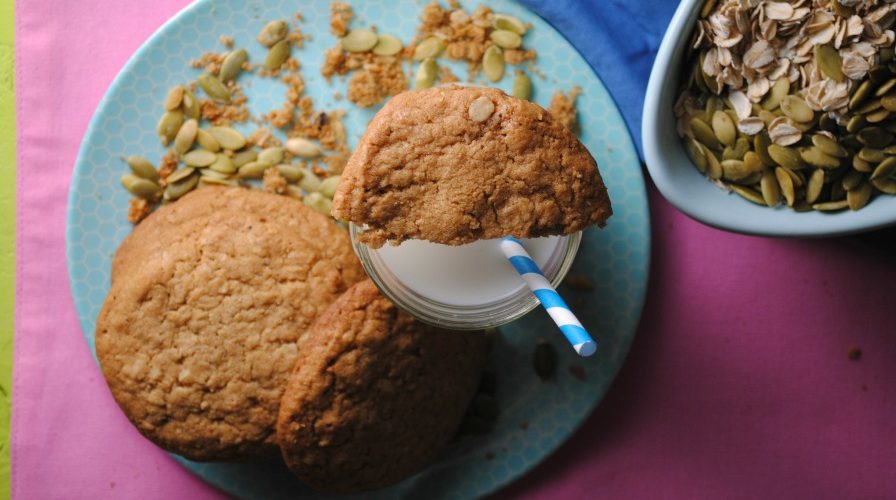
xmin=775 ymin=167 xmax=796 ymax=206
xmin=209 ymin=153 xmax=236 ymax=174
xmin=219 ymin=48 xmax=248 ymax=82
xmin=174 ymin=118 xmax=198 ymax=155
xmin=512 ymin=71 xmax=532 ymax=100
xmin=276 ymin=164 xmax=304 ymax=182
xmin=258 ymin=147 xmax=284 ymax=165
xmin=482 ymin=45 xmax=505 ymax=82
xmin=164 ymin=85 xmax=184 ymax=111
xmin=196 ymin=129 xmax=221 ymax=152
xmin=815 ymin=45 xmax=845 ymax=82
xmin=237 ymin=161 xmax=271 ymax=179
xmin=121 ymin=174 xmax=161 ymax=200
xmin=711 ymin=110 xmax=736 ymax=146
xmin=182 ymin=149 xmax=217 ymax=167
xmin=198 ymin=177 xmax=239 ymax=188
xmin=303 ymin=191 xmax=332 ymax=215
xmin=182 ymin=87 xmax=200 ymax=120
xmin=780 ymin=95 xmax=814 ymax=123
xmin=689 ymin=117 xmax=720 ymax=149
xmin=257 ymin=20 xmax=288 ymax=47
xmin=208 ymin=126 xmax=246 ymax=150
xmin=318 ymin=175 xmax=341 ymax=198
xmin=198 ymin=73 xmax=231 ymax=103
xmin=341 ymin=28 xmax=378 ymax=53
xmin=285 ymin=137 xmax=321 ymax=158
xmin=806 ymin=169 xmax=825 ymax=204
xmin=493 ymin=14 xmax=527 ymax=35
xmin=372 ymin=34 xmax=403 ymax=56
xmin=126 ymin=155 xmax=159 ymax=181
xmin=164 ymin=172 xmax=199 ymax=201
xmin=533 ymin=339 xmax=557 ymax=380
xmin=167 ymin=166 xmax=196 ymax=184
xmin=684 ymin=137 xmax=708 ymax=173
xmin=157 ymin=109 xmax=184 ymax=145
xmin=415 ymin=57 xmax=438 ymax=89
xmin=413 ymin=36 xmax=445 ymax=61
xmin=871 ymin=156 xmax=896 ymax=179
xmin=231 ymin=148 xmax=257 ymax=167
xmin=728 ymin=184 xmax=765 ymax=205
xmin=847 ymin=181 xmax=873 ymax=210
xmin=841 ymin=169 xmax=864 ymax=191
xmin=812 ymin=199 xmax=849 ymax=211
xmin=799 ymin=146 xmax=841 ymax=169
xmin=265 ymin=40 xmax=291 ymax=70
xmin=490 ymin=29 xmax=522 ymax=49
xmin=760 ymin=170 xmax=780 ymax=207
xmin=300 ymin=169 xmax=322 ymax=191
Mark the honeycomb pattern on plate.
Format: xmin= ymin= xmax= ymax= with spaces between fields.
xmin=65 ymin=0 xmax=650 ymax=498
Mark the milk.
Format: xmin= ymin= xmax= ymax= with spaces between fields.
xmin=374 ymin=236 xmax=565 ymax=307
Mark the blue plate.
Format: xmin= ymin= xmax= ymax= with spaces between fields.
xmin=66 ymin=1 xmax=650 ymax=498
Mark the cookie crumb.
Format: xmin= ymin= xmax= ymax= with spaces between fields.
xmin=219 ymin=35 xmax=234 ymax=48
xmin=548 ymin=86 xmax=582 ymax=133
xmin=346 ymin=56 xmax=408 ymax=108
xmin=330 ymin=2 xmax=353 ymax=37
xmin=157 ymin=151 xmax=178 ymax=187
xmin=568 ymin=365 xmax=586 ymax=381
xmin=127 ymin=198 xmax=152 ymax=224
xmin=848 ymin=346 xmax=862 ymax=361
xmin=263 ymin=167 xmax=288 ymax=194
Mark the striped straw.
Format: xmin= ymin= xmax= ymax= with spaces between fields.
xmin=500 ymin=237 xmax=597 ymax=357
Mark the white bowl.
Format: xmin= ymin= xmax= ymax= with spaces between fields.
xmin=642 ymin=0 xmax=896 ymax=237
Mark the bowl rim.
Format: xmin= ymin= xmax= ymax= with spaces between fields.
xmin=642 ymin=0 xmax=896 ymax=238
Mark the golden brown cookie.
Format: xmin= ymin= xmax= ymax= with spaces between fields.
xmin=97 ymin=187 xmax=364 ymax=461
xmin=276 ymin=280 xmax=489 ymax=492
xmin=332 ymin=86 xmax=612 ymax=248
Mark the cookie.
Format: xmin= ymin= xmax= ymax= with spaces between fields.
xmin=276 ymin=280 xmax=489 ymax=492
xmin=97 ymin=187 xmax=364 ymax=461
xmin=332 ymin=86 xmax=612 ymax=248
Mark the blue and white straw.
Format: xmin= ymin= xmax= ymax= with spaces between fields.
xmin=500 ymin=237 xmax=597 ymax=357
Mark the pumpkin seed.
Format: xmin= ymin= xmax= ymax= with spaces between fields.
xmin=257 ymin=20 xmax=288 ymax=47
xmin=167 ymin=166 xmax=196 ymax=184
xmin=846 ymin=115 xmax=866 ymax=133
xmin=318 ymin=175 xmax=341 ymax=198
xmin=858 ymin=126 xmax=895 ymax=148
xmin=198 ymin=177 xmax=238 ymax=188
xmin=742 ymin=151 xmax=763 ymax=174
xmin=174 ymin=118 xmax=198 ymax=155
xmin=842 ymin=169 xmax=864 ymax=190
xmin=780 ymin=95 xmax=814 ymax=123
xmin=468 ymin=95 xmax=495 ymax=123
xmin=265 ymin=40 xmax=291 ymax=70
xmin=196 ymin=129 xmax=221 ymax=152
xmin=198 ymin=169 xmax=231 ymax=181
xmin=881 ymin=93 xmax=896 ymax=112
xmin=126 ymin=155 xmax=159 ymax=181
xmin=208 ymin=126 xmax=246 ymax=150
xmin=533 ymin=339 xmax=557 ymax=380
xmin=728 ymin=184 xmax=765 ymax=205
xmin=210 ymin=154 xmax=236 ymax=174
xmin=811 ymin=135 xmax=847 ymax=157
xmin=237 ymin=161 xmax=271 ymax=178
xmin=856 ymin=98 xmax=882 ymax=115
xmin=415 ymin=57 xmax=438 ymax=89
xmin=372 ymin=34 xmax=403 ymax=56
xmin=847 ymin=181 xmax=873 ymax=210
xmin=299 ymin=169 xmax=322 ymax=191
xmin=341 ymin=28 xmax=378 ymax=53
xmin=853 ymin=156 xmax=873 ymax=173
xmin=876 ymin=78 xmax=896 ymax=97
xmin=413 ymin=37 xmax=445 ymax=61
xmin=722 ymin=146 xmax=739 ymax=161
xmin=867 ymin=109 xmax=891 ymax=124
xmin=157 ymin=109 xmax=184 ymax=145
xmin=758 ymin=109 xmax=777 ymax=125
xmin=303 ymin=192 xmax=332 ymax=215
xmin=164 ymin=85 xmax=184 ymax=111
xmin=871 ymin=177 xmax=896 ymax=193
xmin=164 ymin=173 xmax=199 ymax=201
xmin=841 ymin=134 xmax=862 ymax=150
xmin=818 ymin=113 xmax=838 ymax=133
xmin=482 ymin=45 xmax=505 ymax=82
xmin=685 ymin=137 xmax=708 ymax=173
xmin=768 ymin=144 xmax=802 ymax=169
xmin=711 ymin=110 xmax=737 ymax=146
xmin=831 ymin=181 xmax=847 ymax=200
xmin=493 ymin=14 xmax=527 ymax=35
xmin=882 ymin=46 xmax=896 ymax=63
xmin=806 ymin=169 xmax=825 ymax=203
xmin=285 ymin=137 xmax=321 ymax=158
xmin=690 ymin=117 xmax=720 ymax=149
xmin=121 ymin=174 xmax=161 ymax=200
xmin=754 ymin=133 xmax=775 ymax=166
xmin=220 ymin=48 xmax=248 ymax=82
xmin=812 ymin=200 xmax=849 ymax=211
xmin=762 ymin=78 xmax=790 ymax=110
xmin=815 ymin=45 xmax=845 ymax=82
xmin=231 ymin=149 xmax=257 ymax=168
xmin=258 ymin=147 xmax=284 ymax=165
xmin=800 ymin=146 xmax=841 ymax=168
xmin=276 ymin=164 xmax=304 ymax=182
xmin=197 ymin=73 xmax=231 ymax=103
xmin=704 ymin=146 xmax=722 ymax=179
xmin=775 ymin=167 xmax=796 ymax=206
xmin=182 ymin=88 xmax=200 ymax=120
xmin=858 ymin=147 xmax=886 ymax=163
xmin=760 ymin=170 xmax=780 ymax=207
xmin=512 ymin=71 xmax=532 ymax=100
xmin=721 ymin=159 xmax=750 ymax=180
xmin=871 ymin=156 xmax=896 ymax=179
xmin=849 ymin=80 xmax=875 ymax=110
xmin=490 ymin=29 xmax=522 ymax=49
xmin=782 ymin=166 xmax=805 ymax=188
xmin=182 ymin=149 xmax=216 ymax=167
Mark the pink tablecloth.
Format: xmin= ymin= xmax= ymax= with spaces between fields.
xmin=13 ymin=1 xmax=896 ymax=498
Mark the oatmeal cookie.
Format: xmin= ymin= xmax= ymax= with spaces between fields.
xmin=276 ymin=280 xmax=488 ymax=492
xmin=97 ymin=187 xmax=364 ymax=460
xmin=332 ymin=86 xmax=612 ymax=248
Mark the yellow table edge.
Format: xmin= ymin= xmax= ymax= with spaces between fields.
xmin=0 ymin=0 xmax=15 ymax=498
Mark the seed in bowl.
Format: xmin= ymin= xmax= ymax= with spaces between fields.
xmin=674 ymin=0 xmax=896 ymax=212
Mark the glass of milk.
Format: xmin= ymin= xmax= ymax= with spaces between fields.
xmin=350 ymin=224 xmax=582 ymax=329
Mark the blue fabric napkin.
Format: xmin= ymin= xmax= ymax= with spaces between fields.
xmin=519 ymin=0 xmax=679 ymax=159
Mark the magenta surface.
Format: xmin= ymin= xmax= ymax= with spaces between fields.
xmin=13 ymin=1 xmax=896 ymax=498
